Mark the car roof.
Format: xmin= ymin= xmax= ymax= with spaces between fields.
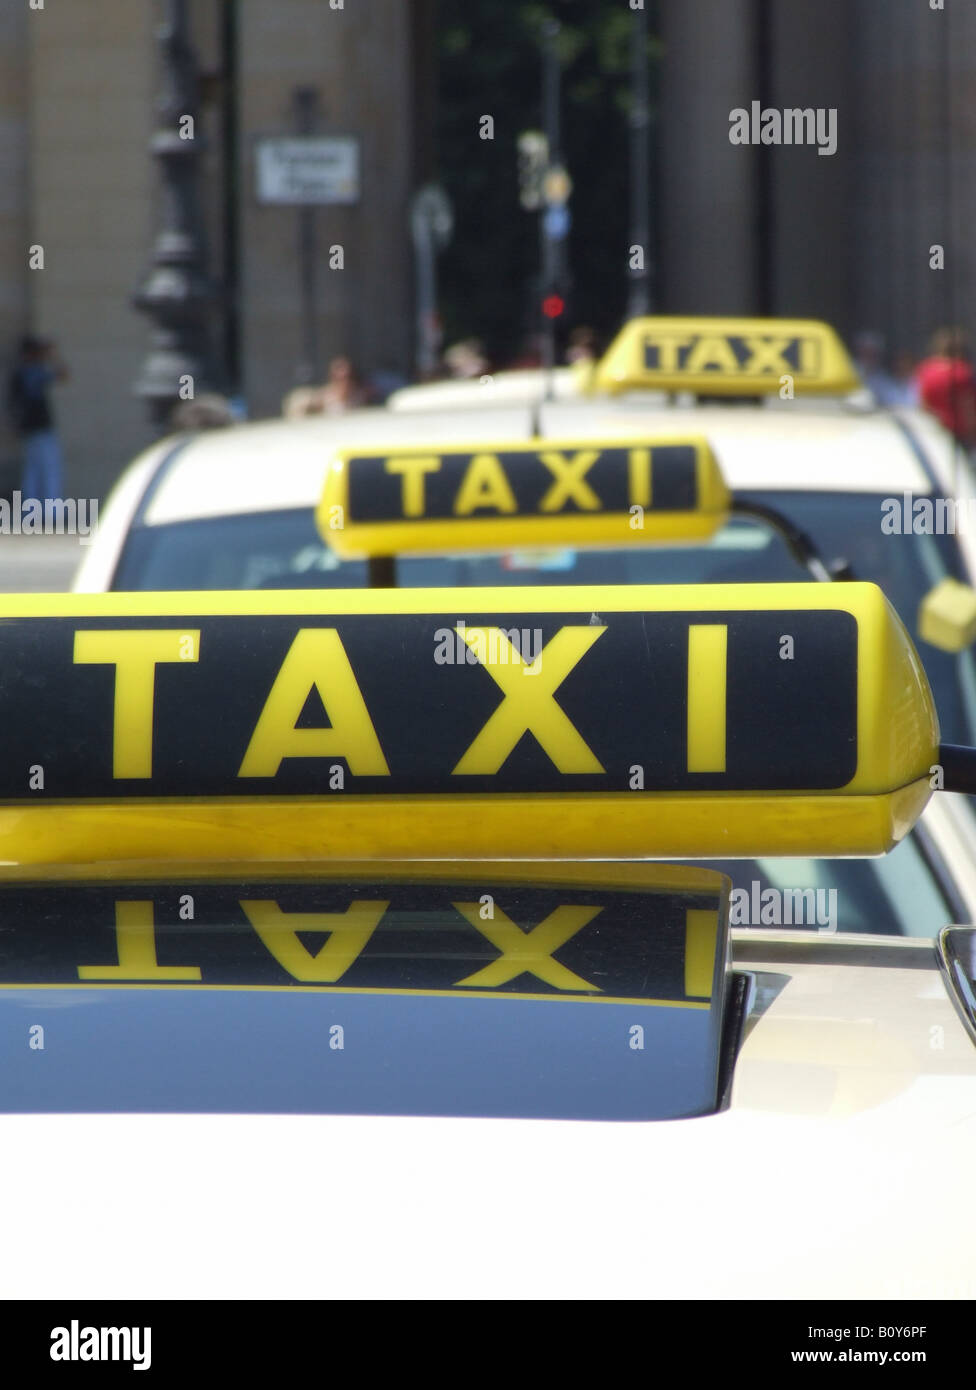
xmin=139 ymin=398 xmax=935 ymax=527
xmin=142 ymin=408 xmax=538 ymax=525
xmin=539 ymin=399 xmax=937 ymax=493
xmin=388 ymin=365 xmax=585 ymax=409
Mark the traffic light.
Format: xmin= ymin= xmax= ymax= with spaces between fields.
xmin=517 ymin=131 xmax=550 ymax=211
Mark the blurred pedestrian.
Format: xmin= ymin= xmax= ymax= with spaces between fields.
xmin=442 ymin=338 xmax=490 ymax=380
xmin=891 ymin=351 xmax=920 ymax=408
xmin=6 ymin=335 xmax=68 ymax=502
xmin=507 ymin=333 xmax=544 ymax=370
xmin=565 ymin=326 xmax=602 ymax=365
xmin=852 ymin=331 xmax=903 ymax=407
xmin=366 ymin=366 xmax=409 ymax=404
xmin=169 ymin=393 xmax=236 ymax=431
xmin=915 ymin=327 xmax=976 ymax=446
xmin=282 ymin=355 xmax=372 ymax=418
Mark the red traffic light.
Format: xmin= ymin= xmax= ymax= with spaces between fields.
xmin=542 ymin=294 xmax=565 ymax=320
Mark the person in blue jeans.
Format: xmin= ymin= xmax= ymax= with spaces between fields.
xmin=7 ymin=336 xmax=68 ymax=503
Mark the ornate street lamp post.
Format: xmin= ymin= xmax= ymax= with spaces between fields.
xmin=134 ymin=0 xmax=217 ymax=430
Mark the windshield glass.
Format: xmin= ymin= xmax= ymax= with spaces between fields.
xmin=704 ymin=832 xmax=956 ymax=938
xmin=114 ymin=490 xmax=976 ymax=741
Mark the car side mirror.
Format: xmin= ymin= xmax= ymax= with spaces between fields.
xmin=919 ymin=577 xmax=976 ymax=652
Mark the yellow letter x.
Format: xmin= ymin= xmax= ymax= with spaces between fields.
xmin=452 ymin=902 xmax=602 ymax=990
xmin=452 ymin=625 xmax=605 ymax=774
xmin=538 ymin=450 xmax=601 ymax=511
xmin=742 ymin=336 xmax=794 ymax=375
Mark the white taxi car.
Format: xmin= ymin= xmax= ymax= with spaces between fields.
xmin=1 ymin=581 xmax=976 ymax=1308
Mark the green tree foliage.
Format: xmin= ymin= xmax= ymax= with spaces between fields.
xmin=435 ymin=0 xmax=659 ymax=367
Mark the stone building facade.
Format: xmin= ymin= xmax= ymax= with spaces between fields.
xmin=0 ymin=0 xmax=429 ymax=499
xmin=1 ymin=1 xmax=972 ymax=497
xmin=659 ymin=0 xmax=976 ymax=360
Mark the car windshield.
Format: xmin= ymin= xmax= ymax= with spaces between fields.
xmin=114 ymin=489 xmax=976 ymax=742
xmin=705 ymin=831 xmax=957 ymax=939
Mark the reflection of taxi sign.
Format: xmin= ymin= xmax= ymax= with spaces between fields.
xmin=0 ymin=867 xmax=725 ymax=1007
xmin=0 ymin=864 xmax=731 ymax=1120
xmin=0 ymin=584 xmax=939 ymax=866
xmin=318 ymin=437 xmax=731 ymax=557
xmin=593 ymin=316 xmax=860 ymax=396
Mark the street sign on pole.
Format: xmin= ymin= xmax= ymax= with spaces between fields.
xmin=255 ymin=136 xmax=360 ymax=206
xmin=411 ymin=184 xmax=454 ymax=252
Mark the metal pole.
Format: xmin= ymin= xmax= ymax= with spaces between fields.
xmin=628 ymin=4 xmax=652 ymax=317
xmin=541 ymin=18 xmax=561 ymax=391
xmin=133 ymin=0 xmax=217 ymax=431
xmin=368 ymin=556 xmax=397 ymax=589
xmin=295 ymin=87 xmax=321 ymax=385
xmin=755 ymin=0 xmax=774 ymax=316
xmin=415 ymin=223 xmax=437 ymax=378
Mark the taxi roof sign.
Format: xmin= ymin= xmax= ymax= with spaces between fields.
xmin=0 ymin=584 xmax=940 ymax=867
xmin=318 ymin=437 xmax=731 ymax=558
xmin=593 ymin=316 xmax=861 ymax=397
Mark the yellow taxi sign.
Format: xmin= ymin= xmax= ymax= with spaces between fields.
xmin=593 ymin=316 xmax=861 ymax=396
xmin=318 ymin=437 xmax=731 ymax=558
xmin=0 ymin=584 xmax=938 ymax=867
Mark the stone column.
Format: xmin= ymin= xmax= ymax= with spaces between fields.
xmin=0 ymin=2 xmax=30 ymax=484
xmin=236 ymin=0 xmax=419 ymax=419
xmin=766 ymin=0 xmax=855 ymax=334
xmin=659 ymin=0 xmax=761 ymax=315
xmin=851 ymin=0 xmax=976 ymax=361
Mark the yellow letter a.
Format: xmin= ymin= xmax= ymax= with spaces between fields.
xmin=239 ymin=629 xmax=390 ymax=777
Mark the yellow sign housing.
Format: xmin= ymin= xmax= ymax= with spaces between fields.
xmin=0 ymin=584 xmax=939 ymax=868
xmin=593 ymin=316 xmax=861 ymax=396
xmin=318 ymin=437 xmax=731 ymax=557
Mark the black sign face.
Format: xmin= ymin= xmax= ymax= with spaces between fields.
xmin=641 ymin=333 xmax=818 ymax=378
xmin=343 ymin=445 xmax=700 ymax=522
xmin=0 ymin=607 xmax=857 ymax=800
xmin=0 ymin=878 xmax=726 ymax=1003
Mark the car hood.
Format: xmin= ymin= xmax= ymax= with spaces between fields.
xmin=3 ymin=933 xmax=973 ymax=1300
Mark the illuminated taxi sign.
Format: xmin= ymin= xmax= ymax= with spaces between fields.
xmin=0 ymin=584 xmax=938 ymax=865
xmin=318 ymin=437 xmax=731 ymax=557
xmin=594 ymin=316 xmax=860 ymax=396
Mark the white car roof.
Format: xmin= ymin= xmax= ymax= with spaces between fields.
xmin=541 ymin=400 xmax=935 ymax=493
xmin=142 ymin=408 xmax=538 ymax=526
xmin=4 ymin=923 xmax=976 ymax=1298
xmin=388 ymin=366 xmax=584 ymax=410
xmin=139 ymin=399 xmax=935 ymax=528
